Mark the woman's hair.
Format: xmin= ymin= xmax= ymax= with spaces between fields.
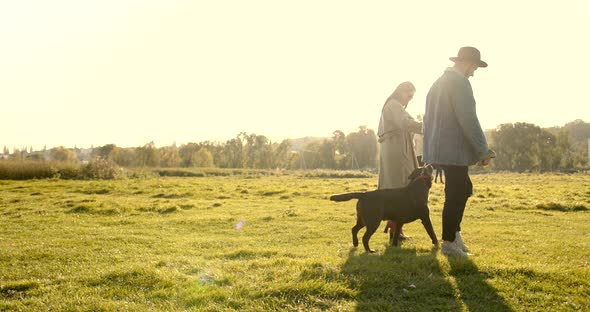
xmin=387 ymin=81 xmax=415 ymax=103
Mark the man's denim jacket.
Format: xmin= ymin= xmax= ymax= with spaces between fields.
xmin=423 ymin=68 xmax=489 ymax=166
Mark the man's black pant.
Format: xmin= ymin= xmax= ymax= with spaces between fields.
xmin=440 ymin=165 xmax=473 ymax=242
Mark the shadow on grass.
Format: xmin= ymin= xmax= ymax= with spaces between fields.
xmin=447 ymin=256 xmax=513 ymax=312
xmin=340 ymin=242 xmax=513 ymax=311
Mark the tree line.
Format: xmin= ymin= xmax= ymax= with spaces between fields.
xmin=489 ymin=119 xmax=589 ymax=171
xmin=1 ymin=128 xmax=378 ymax=171
xmin=2 ymin=120 xmax=588 ymax=172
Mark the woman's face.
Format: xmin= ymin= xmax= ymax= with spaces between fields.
xmin=401 ymin=90 xmax=415 ymax=107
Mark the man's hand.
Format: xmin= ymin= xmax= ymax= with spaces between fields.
xmin=479 ymin=149 xmax=496 ymax=166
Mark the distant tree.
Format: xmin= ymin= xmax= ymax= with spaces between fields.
xmin=272 ymin=139 xmax=292 ymax=169
xmin=491 ymin=122 xmax=559 ymax=171
xmin=49 ymin=146 xmax=78 ymax=163
xmin=317 ymin=139 xmax=336 ymax=169
xmin=136 ymin=142 xmax=160 ymax=167
xmin=332 ymin=130 xmax=349 ymax=169
xmin=300 ymin=141 xmax=322 ymax=169
xmin=258 ymin=136 xmax=274 ymax=169
xmin=159 ymin=145 xmax=181 ymax=167
xmin=10 ymin=148 xmax=22 ymax=160
xmin=179 ymin=143 xmax=200 ymax=167
xmin=26 ymin=153 xmax=45 ymax=161
xmin=222 ymin=134 xmax=244 ymax=168
xmin=198 ymin=141 xmax=223 ymax=167
xmin=243 ymin=134 xmax=273 ymax=169
xmin=287 ymin=151 xmax=302 ymax=170
xmin=111 ymin=147 xmax=137 ymax=167
xmin=555 ymin=130 xmax=575 ymax=169
xmin=563 ymin=120 xmax=589 ymax=167
xmin=563 ymin=119 xmax=590 ymax=143
xmin=536 ymin=128 xmax=559 ymax=171
xmin=299 ymin=138 xmax=340 ymax=169
xmin=297 ymin=127 xmax=377 ymax=170
xmin=346 ymin=126 xmax=378 ymax=169
xmin=94 ymin=144 xmax=117 ymax=159
xmin=194 ymin=147 xmax=214 ymax=167
xmin=243 ymin=134 xmax=257 ymax=168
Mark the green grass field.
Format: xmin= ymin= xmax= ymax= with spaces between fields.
xmin=1 ymin=172 xmax=589 ymax=311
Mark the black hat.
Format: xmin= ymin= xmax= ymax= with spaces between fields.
xmin=449 ymin=46 xmax=488 ymax=68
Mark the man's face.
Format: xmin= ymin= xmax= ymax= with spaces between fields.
xmin=466 ymin=63 xmax=479 ymax=78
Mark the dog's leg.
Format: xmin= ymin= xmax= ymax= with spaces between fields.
xmin=362 ymin=221 xmax=380 ymax=253
xmin=421 ymin=213 xmax=438 ymax=245
xmin=351 ymin=218 xmax=364 ymax=248
xmin=352 ymin=207 xmax=365 ymax=248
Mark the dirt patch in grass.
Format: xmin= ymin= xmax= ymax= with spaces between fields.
xmin=152 ymin=193 xmax=193 ymax=199
xmin=0 ymin=280 xmax=40 ymax=296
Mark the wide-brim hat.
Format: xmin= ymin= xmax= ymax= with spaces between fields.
xmin=449 ymin=46 xmax=488 ymax=68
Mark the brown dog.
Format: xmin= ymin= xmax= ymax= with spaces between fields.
xmin=330 ymin=165 xmax=438 ymax=253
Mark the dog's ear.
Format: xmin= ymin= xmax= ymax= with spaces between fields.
xmin=408 ymin=167 xmax=422 ymax=181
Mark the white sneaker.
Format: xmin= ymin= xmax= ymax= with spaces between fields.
xmin=441 ymin=241 xmax=469 ymax=257
xmin=455 ymin=231 xmax=470 ymax=252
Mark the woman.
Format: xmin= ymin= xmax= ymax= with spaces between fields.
xmin=378 ymin=81 xmax=422 ymax=239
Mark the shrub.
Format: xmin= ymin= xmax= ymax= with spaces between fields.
xmin=0 ymin=161 xmax=57 ymax=180
xmin=83 ymin=158 xmax=121 ymax=180
xmin=56 ymin=163 xmax=83 ymax=179
xmin=124 ymin=169 xmax=159 ymax=179
xmin=299 ymin=169 xmax=375 ymax=179
xmin=156 ymin=169 xmax=206 ymax=177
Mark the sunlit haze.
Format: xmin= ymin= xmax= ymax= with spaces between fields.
xmin=2 ymin=1 xmax=589 ymax=150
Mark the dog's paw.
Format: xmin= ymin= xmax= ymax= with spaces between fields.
xmin=367 ymin=249 xmax=376 ymax=253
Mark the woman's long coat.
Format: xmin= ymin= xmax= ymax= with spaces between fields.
xmin=377 ymin=98 xmax=422 ymax=189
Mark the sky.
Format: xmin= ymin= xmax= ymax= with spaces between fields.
xmin=1 ymin=1 xmax=589 ymax=151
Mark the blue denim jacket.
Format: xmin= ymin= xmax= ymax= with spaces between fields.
xmin=422 ymin=68 xmax=489 ymax=166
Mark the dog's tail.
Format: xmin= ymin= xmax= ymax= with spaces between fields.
xmin=329 ymin=192 xmax=365 ymax=202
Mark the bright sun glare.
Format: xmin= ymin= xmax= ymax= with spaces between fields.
xmin=1 ymin=1 xmax=589 ymax=150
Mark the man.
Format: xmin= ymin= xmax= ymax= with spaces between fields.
xmin=423 ymin=46 xmax=496 ymax=257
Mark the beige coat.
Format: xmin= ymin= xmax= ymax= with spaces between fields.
xmin=377 ymin=98 xmax=422 ymax=189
